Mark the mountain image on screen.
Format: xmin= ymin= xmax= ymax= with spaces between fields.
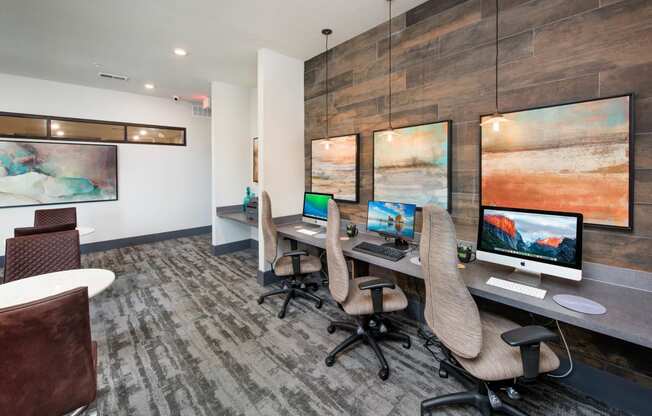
xmin=481 ymin=213 xmax=577 ymax=264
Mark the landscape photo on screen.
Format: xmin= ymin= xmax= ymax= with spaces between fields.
xmin=0 ymin=140 xmax=117 ymax=208
xmin=480 ymin=209 xmax=578 ymax=265
xmin=374 ymin=121 xmax=449 ymax=208
xmin=304 ymin=193 xmax=331 ymax=219
xmin=481 ymin=95 xmax=631 ymax=228
xmin=311 ymin=135 xmax=357 ymax=202
xmin=367 ymin=201 xmax=416 ymax=239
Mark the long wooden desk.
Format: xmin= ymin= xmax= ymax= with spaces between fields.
xmin=277 ymin=222 xmax=652 ymax=350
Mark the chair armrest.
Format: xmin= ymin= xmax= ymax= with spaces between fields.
xmin=358 ymin=278 xmax=396 ymax=314
xmin=501 ymin=325 xmax=558 ymax=382
xmin=282 ymin=250 xmax=308 ymax=258
xmin=501 ymin=325 xmax=558 ymax=347
xmin=358 ymin=278 xmax=396 ymax=291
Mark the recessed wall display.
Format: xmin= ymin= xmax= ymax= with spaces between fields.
xmin=311 ymin=134 xmax=359 ymax=202
xmin=373 ymin=121 xmax=451 ymax=209
xmin=481 ymin=94 xmax=633 ymax=230
xmin=0 ymin=140 xmax=118 ymax=208
xmin=252 ymin=137 xmax=259 ymax=183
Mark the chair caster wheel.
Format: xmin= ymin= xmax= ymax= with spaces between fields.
xmin=315 ymin=300 xmax=323 ymax=309
xmin=327 ymin=325 xmax=336 ymax=334
xmin=257 ymin=297 xmax=264 ymax=305
xmin=505 ymin=387 xmax=521 ymax=401
xmin=277 ymin=311 xmax=286 ymax=319
xmin=325 ymin=356 xmax=336 ymax=367
xmin=378 ymin=368 xmax=389 ymax=381
xmin=403 ymin=340 xmax=411 ymax=349
xmin=310 ymin=283 xmax=319 ymax=292
xmin=438 ymin=368 xmax=448 ymax=378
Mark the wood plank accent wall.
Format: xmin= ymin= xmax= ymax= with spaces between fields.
xmin=304 ymin=0 xmax=652 ymax=273
xmin=304 ymin=0 xmax=652 ymax=387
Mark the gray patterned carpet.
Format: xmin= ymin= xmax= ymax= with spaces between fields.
xmin=82 ymin=234 xmax=626 ymax=416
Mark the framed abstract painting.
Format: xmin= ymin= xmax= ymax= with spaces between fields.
xmin=311 ymin=134 xmax=359 ymax=203
xmin=253 ymin=137 xmax=259 ymax=183
xmin=0 ymin=139 xmax=118 ymax=208
xmin=480 ymin=94 xmax=633 ymax=230
xmin=373 ymin=121 xmax=451 ymax=209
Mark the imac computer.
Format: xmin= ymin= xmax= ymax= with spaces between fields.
xmin=301 ymin=192 xmax=333 ymax=237
xmin=476 ymin=206 xmax=583 ymax=283
xmin=366 ymin=200 xmax=416 ymax=251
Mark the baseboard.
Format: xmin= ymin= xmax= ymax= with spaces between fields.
xmin=403 ymin=296 xmax=650 ymax=416
xmin=257 ymin=269 xmax=282 ymax=286
xmin=212 ymin=239 xmax=257 ymax=255
xmin=0 ymin=226 xmax=212 ymax=267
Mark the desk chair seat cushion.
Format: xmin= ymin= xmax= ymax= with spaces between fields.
xmin=342 ymin=276 xmax=408 ymax=316
xmin=274 ymin=254 xmax=322 ymax=276
xmin=454 ymin=312 xmax=560 ymax=381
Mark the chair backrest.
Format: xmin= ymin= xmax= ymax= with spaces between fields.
xmin=14 ymin=222 xmax=77 ymax=237
xmin=34 ymin=207 xmax=77 ymax=228
xmin=3 ymin=230 xmax=81 ymax=283
xmin=420 ymin=205 xmax=483 ymax=359
xmin=261 ymin=191 xmax=278 ymax=264
xmin=0 ymin=287 xmax=97 ymax=416
xmin=326 ymin=200 xmax=350 ymax=303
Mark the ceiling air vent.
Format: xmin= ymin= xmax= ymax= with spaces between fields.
xmin=98 ymin=72 xmax=129 ymax=81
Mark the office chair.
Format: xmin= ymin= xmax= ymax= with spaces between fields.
xmin=3 ymin=229 xmax=81 ymax=283
xmin=419 ymin=206 xmax=560 ymax=416
xmin=0 ymin=287 xmax=99 ymax=416
xmin=324 ymin=199 xmax=410 ymax=380
xmin=34 ymin=207 xmax=77 ymax=228
xmin=14 ymin=222 xmax=77 ymax=237
xmin=257 ymin=191 xmax=323 ymax=319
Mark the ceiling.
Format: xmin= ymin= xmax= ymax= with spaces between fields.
xmin=0 ymin=0 xmax=427 ymax=102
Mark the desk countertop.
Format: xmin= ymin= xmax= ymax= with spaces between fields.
xmin=216 ymin=206 xmax=258 ymax=227
xmin=277 ymin=222 xmax=652 ymax=350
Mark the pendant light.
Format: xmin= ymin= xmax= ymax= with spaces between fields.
xmin=481 ymin=0 xmax=508 ymax=132
xmin=380 ymin=0 xmax=400 ymax=142
xmin=322 ymin=28 xmax=333 ymax=150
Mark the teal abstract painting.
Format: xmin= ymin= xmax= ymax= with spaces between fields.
xmin=373 ymin=121 xmax=451 ymax=208
xmin=0 ymin=140 xmax=117 ymax=208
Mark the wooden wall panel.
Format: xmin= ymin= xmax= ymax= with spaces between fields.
xmin=304 ymin=0 xmax=652 ymax=386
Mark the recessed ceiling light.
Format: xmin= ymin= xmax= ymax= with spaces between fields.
xmin=51 ymin=122 xmax=60 ymax=130
xmin=173 ymin=48 xmax=187 ymax=56
xmin=139 ymin=129 xmax=147 ymax=135
xmin=144 ymin=83 xmax=155 ymax=90
xmin=56 ymin=130 xmax=64 ymax=136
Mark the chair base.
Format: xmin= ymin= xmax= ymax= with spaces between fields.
xmin=257 ymin=279 xmax=322 ymax=319
xmin=421 ymin=360 xmax=527 ymax=416
xmin=324 ymin=316 xmax=411 ymax=381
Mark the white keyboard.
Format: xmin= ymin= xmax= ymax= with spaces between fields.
xmin=486 ymin=277 xmax=547 ymax=299
xmin=297 ymin=228 xmax=318 ymax=236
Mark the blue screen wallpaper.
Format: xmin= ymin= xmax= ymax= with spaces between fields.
xmin=367 ymin=201 xmax=416 ymax=239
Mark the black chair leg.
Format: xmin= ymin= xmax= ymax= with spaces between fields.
xmin=257 ymin=287 xmax=290 ymax=304
xmin=365 ymin=333 xmax=390 ymax=380
xmin=328 ymin=321 xmax=358 ymax=333
xmin=495 ymin=401 xmax=528 ymax=416
xmin=325 ymin=332 xmax=363 ymax=367
xmin=278 ymin=289 xmax=295 ymax=319
xmin=380 ymin=331 xmax=411 ymax=349
xmin=293 ymin=289 xmax=323 ymax=308
xmin=421 ymin=391 xmax=491 ymax=416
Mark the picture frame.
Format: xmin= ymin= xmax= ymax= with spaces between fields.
xmin=252 ymin=137 xmax=259 ymax=183
xmin=310 ymin=134 xmax=360 ymax=203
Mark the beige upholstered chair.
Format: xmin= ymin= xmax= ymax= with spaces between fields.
xmin=256 ymin=191 xmax=323 ymax=319
xmin=324 ymin=200 xmax=410 ymax=380
xmin=419 ymin=206 xmax=560 ymax=416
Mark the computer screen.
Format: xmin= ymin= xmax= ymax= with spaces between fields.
xmin=477 ymin=206 xmax=582 ymax=270
xmin=302 ymin=192 xmax=333 ymax=222
xmin=367 ymin=201 xmax=416 ymax=240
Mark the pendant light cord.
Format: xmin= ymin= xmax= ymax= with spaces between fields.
xmin=495 ymin=0 xmax=499 ymax=113
xmin=325 ymin=33 xmax=329 ymax=139
xmin=388 ymin=0 xmax=393 ymax=130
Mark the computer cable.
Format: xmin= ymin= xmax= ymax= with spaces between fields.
xmin=547 ymin=320 xmax=574 ymax=379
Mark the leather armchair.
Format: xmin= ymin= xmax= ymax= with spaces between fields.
xmin=0 ymin=287 xmax=98 ymax=416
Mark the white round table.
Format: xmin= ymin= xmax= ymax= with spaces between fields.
xmin=76 ymin=226 xmax=95 ymax=236
xmin=0 ymin=268 xmax=115 ymax=309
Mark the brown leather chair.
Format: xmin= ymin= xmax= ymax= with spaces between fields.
xmin=257 ymin=191 xmax=323 ymax=319
xmin=324 ymin=200 xmax=411 ymax=380
xmin=34 ymin=207 xmax=77 ymax=228
xmin=14 ymin=222 xmax=77 ymax=237
xmin=3 ymin=229 xmax=81 ymax=283
xmin=419 ymin=206 xmax=560 ymax=416
xmin=0 ymin=287 xmax=98 ymax=416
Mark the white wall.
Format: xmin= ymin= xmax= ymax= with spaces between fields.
xmin=0 ymin=73 xmax=211 ymax=256
xmin=249 ymin=87 xmax=259 ymax=240
xmin=257 ymin=49 xmax=305 ymax=271
xmin=210 ymin=81 xmax=257 ymax=246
